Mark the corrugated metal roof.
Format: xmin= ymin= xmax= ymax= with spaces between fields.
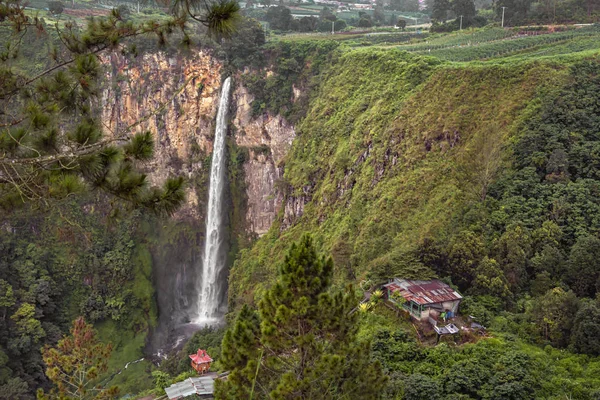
xmin=383 ymin=279 xmax=462 ymax=305
xmin=165 ymin=375 xmax=216 ymax=399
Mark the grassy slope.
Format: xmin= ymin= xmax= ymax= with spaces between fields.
xmin=229 ymin=45 xmax=570 ymax=308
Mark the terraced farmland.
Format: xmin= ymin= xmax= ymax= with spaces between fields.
xmin=398 ymin=27 xmax=515 ymax=52
xmin=396 ymin=26 xmax=600 ymax=61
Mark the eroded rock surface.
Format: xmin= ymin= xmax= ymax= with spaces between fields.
xmin=232 ymin=85 xmax=295 ymax=235
xmin=101 ymin=50 xmax=222 ymax=220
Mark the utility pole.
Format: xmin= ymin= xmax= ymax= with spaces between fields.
xmin=460 ymin=15 xmax=463 ymax=30
xmin=501 ymin=6 xmax=506 ymax=27
xmin=331 ymin=20 xmax=335 ymax=35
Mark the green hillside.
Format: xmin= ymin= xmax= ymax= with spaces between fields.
xmin=5 ymin=3 xmax=600 ymax=395
xmin=230 ymin=44 xmax=568 ymax=304
xmin=224 ymin=31 xmax=600 ymax=398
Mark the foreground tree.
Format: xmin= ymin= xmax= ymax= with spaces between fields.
xmin=216 ymin=235 xmax=387 ymax=399
xmin=38 ymin=317 xmax=117 ymax=399
xmin=0 ymin=0 xmax=239 ymax=212
xmin=217 ymin=305 xmax=261 ymax=399
xmin=169 ymin=0 xmax=241 ymax=38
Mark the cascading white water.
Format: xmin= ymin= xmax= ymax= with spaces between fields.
xmin=193 ymin=77 xmax=232 ymax=324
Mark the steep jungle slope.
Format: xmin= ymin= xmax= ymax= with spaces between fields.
xmin=228 ymin=46 xmax=581 ymax=307
xmin=0 ymin=198 xmax=160 ymax=395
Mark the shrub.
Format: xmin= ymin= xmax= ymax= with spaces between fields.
xmin=48 ymin=1 xmax=64 ymax=15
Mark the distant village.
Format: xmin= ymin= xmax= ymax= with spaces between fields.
xmin=239 ymin=0 xmax=427 ymax=13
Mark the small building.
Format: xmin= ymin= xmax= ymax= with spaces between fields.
xmin=383 ymin=278 xmax=462 ymax=321
xmin=190 ymin=349 xmax=213 ymax=375
xmin=429 ymin=316 xmax=460 ymax=343
xmin=165 ymin=373 xmax=217 ymax=400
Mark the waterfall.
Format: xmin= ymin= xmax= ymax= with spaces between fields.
xmin=193 ymin=77 xmax=232 ymax=324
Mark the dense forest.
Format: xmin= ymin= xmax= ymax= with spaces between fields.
xmin=2 ymin=0 xmax=600 ymax=398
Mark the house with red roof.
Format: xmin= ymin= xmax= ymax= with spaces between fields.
xmin=383 ymin=278 xmax=462 ymax=321
xmin=190 ymin=349 xmax=213 ymax=375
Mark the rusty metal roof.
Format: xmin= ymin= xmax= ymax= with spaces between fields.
xmin=383 ymin=279 xmax=462 ymax=305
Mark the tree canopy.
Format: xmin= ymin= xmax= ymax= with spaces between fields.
xmin=39 ymin=317 xmax=117 ymax=399
xmin=215 ymin=235 xmax=387 ymax=399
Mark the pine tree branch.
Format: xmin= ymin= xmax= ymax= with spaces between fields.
xmin=1 ymin=17 xmax=184 ymax=99
xmin=0 ymin=136 xmax=122 ymax=166
xmin=0 ymin=117 xmax=25 ymax=128
xmin=0 ymin=69 xmax=197 ymax=168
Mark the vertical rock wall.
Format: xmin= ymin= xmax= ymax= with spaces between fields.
xmin=232 ymin=85 xmax=295 ymax=236
xmin=98 ymin=49 xmax=297 ymax=351
xmin=101 ymin=50 xmax=295 ymax=236
xmin=101 ymin=50 xmax=222 ymax=221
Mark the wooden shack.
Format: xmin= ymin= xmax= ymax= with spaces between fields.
xmin=190 ymin=349 xmax=213 ymax=375
xmin=383 ymin=278 xmax=462 ymax=321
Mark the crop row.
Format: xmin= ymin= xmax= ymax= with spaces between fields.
xmin=397 ymin=28 xmax=514 ymax=52
xmin=348 ymin=32 xmax=429 ymax=46
xmin=410 ymin=28 xmax=600 ymax=61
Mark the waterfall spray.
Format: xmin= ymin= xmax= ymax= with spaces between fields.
xmin=193 ymin=77 xmax=232 ymax=324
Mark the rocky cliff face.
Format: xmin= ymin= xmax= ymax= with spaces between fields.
xmin=99 ymin=48 xmax=297 ymax=351
xmin=232 ymin=85 xmax=295 ymax=235
xmin=101 ymin=50 xmax=222 ymax=220
xmin=101 ymin=50 xmax=295 ymax=235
